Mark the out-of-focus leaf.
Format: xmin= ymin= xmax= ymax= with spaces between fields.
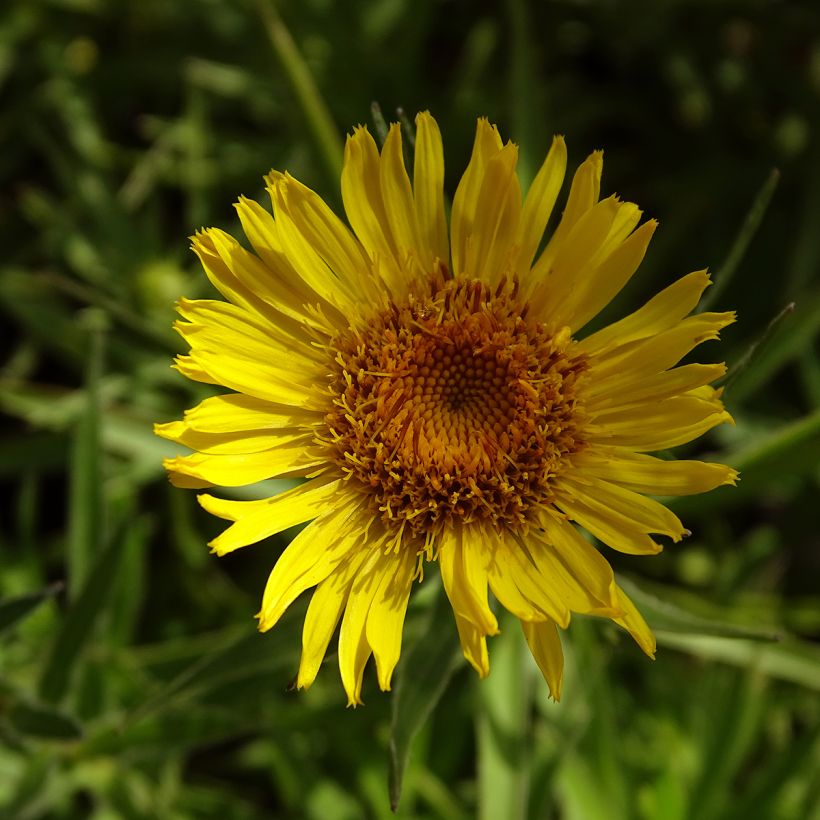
xmin=38 ymin=517 xmax=130 ymax=704
xmin=700 ymin=168 xmax=780 ymax=312
xmin=6 ymin=700 xmax=83 ymax=741
xmin=656 ymin=632 xmax=820 ymax=691
xmin=477 ymin=618 xmax=531 ymax=820
xmin=388 ymin=585 xmax=462 ymax=812
xmin=125 ymin=619 xmax=301 ymax=725
xmin=67 ymin=308 xmax=106 ymax=598
xmin=0 ymin=582 xmax=62 ymax=635
xmin=617 ymin=576 xmax=780 ymax=641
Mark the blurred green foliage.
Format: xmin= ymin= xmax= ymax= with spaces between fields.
xmin=1 ymin=0 xmax=819 ymax=817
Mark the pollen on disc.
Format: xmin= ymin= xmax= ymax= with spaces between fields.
xmin=320 ymin=276 xmax=588 ymax=540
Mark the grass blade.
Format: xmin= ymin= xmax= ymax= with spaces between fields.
xmin=388 ymin=587 xmax=462 ymax=812
xmin=0 ymin=583 xmax=63 ymax=636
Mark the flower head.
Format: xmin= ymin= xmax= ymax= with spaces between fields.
xmin=156 ymin=113 xmax=737 ymax=705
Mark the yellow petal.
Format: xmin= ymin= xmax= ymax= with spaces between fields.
xmin=563 ymin=218 xmax=657 ymax=333
xmin=532 ymin=149 xmax=603 ymax=279
xmin=451 ymin=118 xmax=504 ymax=277
xmin=365 ymin=546 xmax=416 ymax=691
xmin=338 ymin=544 xmax=393 ymax=706
xmin=342 ymin=127 xmax=404 ymax=296
xmin=270 ymin=174 xmax=382 ymax=305
xmin=163 ymin=437 xmax=322 ymax=488
xmin=578 ymin=269 xmax=712 ymax=355
xmin=572 ymin=448 xmax=738 ymax=497
xmin=522 ymin=619 xmax=564 ymax=701
xmin=198 ymin=475 xmax=343 ymax=555
xmin=257 ymin=500 xmax=367 ymax=631
xmin=612 ymin=584 xmax=656 ymax=657
xmin=183 ymin=349 xmax=323 ymax=409
xmin=413 ymin=111 xmax=448 ymax=267
xmin=179 ymin=393 xmax=321 ymax=434
xmin=380 ymin=124 xmax=423 ymax=258
xmin=297 ymin=550 xmax=368 ymax=690
xmin=585 ymin=394 xmax=733 ymax=451
xmin=584 ymin=363 xmax=727 ymax=410
xmin=155 ymin=422 xmax=305 ymax=455
xmin=516 ymin=135 xmax=567 ymax=278
xmin=452 ymin=608 xmax=490 ymax=678
xmin=465 ymin=142 xmax=521 ymax=285
xmin=439 ymin=523 xmax=498 ymax=635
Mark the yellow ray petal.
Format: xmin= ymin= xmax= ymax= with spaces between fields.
xmin=184 ymin=349 xmax=324 ymax=409
xmin=257 ymin=500 xmax=368 ymax=631
xmin=155 ymin=422 xmax=308 ymax=455
xmin=588 ymin=311 xmax=736 ymax=384
xmin=380 ymin=124 xmax=423 ymax=258
xmin=465 ymin=142 xmax=521 ymax=285
xmin=562 ymin=218 xmax=657 ymax=333
xmin=452 ymin=608 xmax=490 ymax=678
xmin=577 ymin=269 xmax=712 ymax=355
xmin=522 ymin=619 xmax=564 ymax=701
xmin=365 ymin=546 xmax=416 ymax=691
xmin=297 ymin=550 xmax=368 ymax=690
xmin=270 ymin=174 xmax=383 ymax=305
xmin=531 ymin=149 xmax=603 ymax=279
xmin=486 ymin=530 xmax=569 ymax=626
xmin=198 ymin=475 xmax=344 ymax=555
xmin=439 ymin=523 xmax=498 ymax=635
xmin=342 ymin=127 xmax=404 ymax=296
xmin=535 ymin=514 xmax=621 ymax=614
xmin=179 ymin=393 xmax=322 ymax=434
xmin=516 ymin=135 xmax=567 ymax=278
xmin=584 ymin=362 xmax=727 ymax=410
xmin=585 ymin=394 xmax=733 ymax=451
xmin=612 ymin=584 xmax=656 ymax=657
xmin=577 ymin=448 xmax=739 ymax=496
xmin=163 ymin=437 xmax=323 ymax=488
xmin=561 ymin=474 xmax=687 ymax=542
xmin=338 ymin=543 xmax=394 ymax=705
xmin=413 ymin=111 xmax=448 ymax=267
xmin=450 ymin=118 xmax=504 ymax=277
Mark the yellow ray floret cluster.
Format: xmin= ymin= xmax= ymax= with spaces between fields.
xmin=156 ymin=112 xmax=737 ymax=705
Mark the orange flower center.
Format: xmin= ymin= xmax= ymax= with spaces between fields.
xmin=322 ymin=274 xmax=587 ymax=541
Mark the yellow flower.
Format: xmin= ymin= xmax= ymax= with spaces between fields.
xmin=156 ymin=113 xmax=737 ymax=706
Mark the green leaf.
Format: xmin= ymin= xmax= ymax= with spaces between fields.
xmin=388 ymin=584 xmax=462 ymax=812
xmin=656 ymin=632 xmax=820 ymax=692
xmin=617 ymin=576 xmax=780 ymax=642
xmin=6 ymin=700 xmax=83 ymax=741
xmin=38 ymin=516 xmax=130 ymax=704
xmin=699 ymin=168 xmax=780 ymax=312
xmin=477 ymin=617 xmax=532 ymax=820
xmin=67 ymin=307 xmax=107 ymax=599
xmin=0 ymin=582 xmax=63 ymax=636
xmin=125 ymin=619 xmax=301 ymax=725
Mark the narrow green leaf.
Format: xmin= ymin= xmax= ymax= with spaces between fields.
xmin=38 ymin=517 xmax=129 ymax=704
xmin=617 ymin=576 xmax=780 ymax=642
xmin=0 ymin=582 xmax=63 ymax=636
xmin=477 ymin=617 xmax=532 ymax=820
xmin=7 ymin=700 xmax=83 ymax=741
xmin=256 ymin=0 xmax=343 ymax=189
xmin=656 ymin=632 xmax=820 ymax=691
xmin=125 ymin=620 xmax=301 ymax=725
xmin=67 ymin=308 xmax=107 ymax=599
xmin=724 ymin=289 xmax=820 ymax=402
xmin=388 ymin=586 xmax=462 ymax=812
xmin=699 ymin=168 xmax=780 ymax=311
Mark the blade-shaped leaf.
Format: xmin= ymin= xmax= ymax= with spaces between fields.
xmin=0 ymin=582 xmax=63 ymax=636
xmin=388 ymin=585 xmax=462 ymax=812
